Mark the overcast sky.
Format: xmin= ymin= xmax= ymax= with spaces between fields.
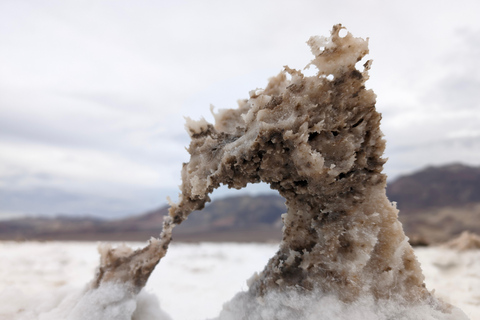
xmin=1 ymin=0 xmax=480 ymax=219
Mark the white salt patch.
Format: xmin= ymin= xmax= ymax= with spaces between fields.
xmin=416 ymin=247 xmax=480 ymax=320
xmin=0 ymin=242 xmax=478 ymax=320
xmin=0 ymin=242 xmax=171 ymax=320
xmin=217 ymin=289 xmax=468 ymax=320
xmin=67 ymin=283 xmax=170 ymax=320
xmin=0 ymin=283 xmax=170 ymax=320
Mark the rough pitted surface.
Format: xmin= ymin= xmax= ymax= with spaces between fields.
xmin=170 ymin=24 xmax=428 ymax=303
xmin=90 ymin=223 xmax=173 ymax=293
xmin=87 ymin=25 xmax=466 ymax=319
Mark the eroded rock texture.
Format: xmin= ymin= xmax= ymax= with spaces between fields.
xmin=170 ymin=24 xmax=430 ymax=303
xmin=89 ymin=25 xmax=463 ymax=318
xmin=89 ymin=224 xmax=173 ymax=294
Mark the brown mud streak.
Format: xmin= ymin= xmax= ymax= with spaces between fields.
xmin=92 ymin=24 xmax=440 ymax=307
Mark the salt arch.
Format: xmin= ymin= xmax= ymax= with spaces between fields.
xmin=85 ymin=25 xmax=467 ymax=319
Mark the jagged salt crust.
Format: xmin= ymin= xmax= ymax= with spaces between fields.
xmin=168 ymin=25 xmax=468 ymax=318
xmin=71 ymin=25 xmax=468 ymax=319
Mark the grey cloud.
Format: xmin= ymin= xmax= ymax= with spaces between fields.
xmin=385 ymin=135 xmax=480 ymax=179
xmin=0 ymin=97 xmax=187 ymax=167
xmin=1 ymin=172 xmax=55 ymax=188
xmin=423 ymin=28 xmax=480 ymax=110
xmin=435 ymin=77 xmax=480 ymax=110
xmin=65 ymin=92 xmax=156 ymax=114
xmin=386 ymin=136 xmax=480 ymax=154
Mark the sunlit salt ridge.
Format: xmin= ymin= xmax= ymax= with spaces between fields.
xmin=1 ymin=25 xmax=474 ymax=319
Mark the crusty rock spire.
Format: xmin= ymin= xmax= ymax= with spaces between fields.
xmin=168 ymin=24 xmax=430 ymax=303
xmin=90 ymin=25 xmax=454 ymax=316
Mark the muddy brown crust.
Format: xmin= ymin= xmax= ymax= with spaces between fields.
xmin=169 ymin=24 xmax=431 ymax=303
xmin=92 ymin=24 xmax=440 ymax=310
xmin=92 ymin=240 xmax=165 ymax=291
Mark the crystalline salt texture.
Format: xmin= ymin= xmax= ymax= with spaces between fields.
xmin=82 ymin=24 xmax=468 ymax=319
xmin=172 ymin=24 xmax=426 ymax=301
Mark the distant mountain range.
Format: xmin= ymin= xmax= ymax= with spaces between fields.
xmin=387 ymin=163 xmax=480 ymax=211
xmin=387 ymin=163 xmax=480 ymax=244
xmin=1 ymin=163 xmax=479 ymax=245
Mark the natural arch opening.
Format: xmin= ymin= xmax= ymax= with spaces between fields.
xmin=174 ymin=182 xmax=286 ymax=243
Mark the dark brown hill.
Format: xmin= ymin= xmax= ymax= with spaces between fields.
xmin=386 ymin=163 xmax=480 ymax=244
xmin=387 ymin=163 xmax=480 ymax=212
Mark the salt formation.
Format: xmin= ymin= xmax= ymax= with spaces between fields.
xmin=443 ymin=231 xmax=480 ymax=251
xmin=80 ymin=25 xmax=467 ymax=319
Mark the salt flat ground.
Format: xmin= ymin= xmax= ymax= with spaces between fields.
xmin=0 ymin=242 xmax=478 ymax=320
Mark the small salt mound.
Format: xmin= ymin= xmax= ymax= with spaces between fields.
xmin=443 ymin=231 xmax=480 ymax=251
xmin=216 ymin=288 xmax=468 ymax=320
xmin=67 ymin=283 xmax=171 ymax=320
xmin=0 ymin=283 xmax=171 ymax=320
